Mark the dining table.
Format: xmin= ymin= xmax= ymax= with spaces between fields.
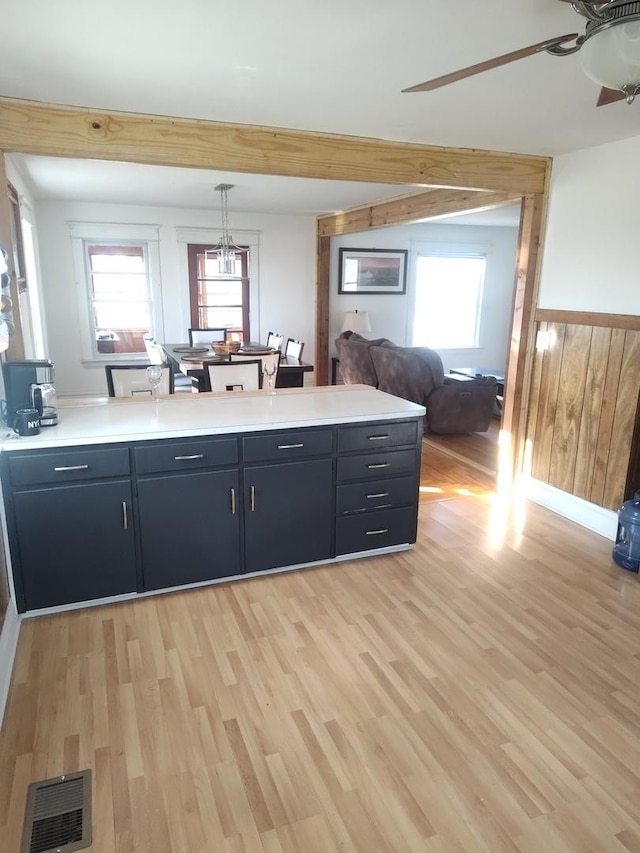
xmin=161 ymin=343 xmax=314 ymax=391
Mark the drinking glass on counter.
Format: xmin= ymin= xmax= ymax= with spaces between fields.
xmin=146 ymin=365 xmax=163 ymax=401
xmin=262 ymin=359 xmax=278 ymax=395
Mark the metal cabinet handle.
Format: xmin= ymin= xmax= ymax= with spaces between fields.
xmin=365 ymin=528 xmax=389 ymax=536
xmin=122 ymin=502 xmax=128 ymax=530
xmin=367 ymin=492 xmax=389 ymax=498
xmin=367 ymin=435 xmax=389 ymax=441
xmin=367 ymin=462 xmax=391 ymax=469
xmin=230 ymin=488 xmax=236 ymax=515
xmin=174 ymin=454 xmax=204 ymax=461
xmin=53 ymin=464 xmax=89 ymax=472
xmin=277 ymin=443 xmax=304 ymax=450
xmin=250 ymin=485 xmax=256 ymax=512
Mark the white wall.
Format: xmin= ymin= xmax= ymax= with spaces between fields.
xmin=330 ymin=222 xmax=519 ymax=373
xmin=35 ymin=201 xmax=316 ymax=396
xmin=539 ymin=133 xmax=640 ymax=313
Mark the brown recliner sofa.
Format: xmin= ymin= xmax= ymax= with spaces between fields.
xmin=335 ymin=331 xmax=497 ymax=434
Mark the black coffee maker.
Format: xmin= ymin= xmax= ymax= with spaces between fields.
xmin=2 ymin=359 xmax=56 ymax=427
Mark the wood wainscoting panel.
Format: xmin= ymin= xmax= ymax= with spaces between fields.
xmin=547 ymin=323 xmax=592 ymax=493
xmin=529 ymin=322 xmax=566 ymax=484
xmin=603 ymin=331 xmax=640 ymax=508
xmin=575 ymin=326 xmax=616 ymax=503
xmin=527 ymin=320 xmax=640 ymax=511
xmin=591 ymin=328 xmax=627 ymax=506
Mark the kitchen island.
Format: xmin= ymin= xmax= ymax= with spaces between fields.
xmin=0 ymin=386 xmax=425 ymax=614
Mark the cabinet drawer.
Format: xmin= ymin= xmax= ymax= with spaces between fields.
xmin=336 ymin=475 xmax=417 ymax=516
xmin=337 ymin=421 xmax=418 ymax=453
xmin=135 ymin=438 xmax=238 ymax=474
xmin=336 ymin=506 xmax=418 ymax=555
xmin=243 ymin=429 xmax=333 ymax=462
xmin=8 ymin=446 xmax=130 ymax=487
xmin=337 ymin=449 xmax=417 ymax=482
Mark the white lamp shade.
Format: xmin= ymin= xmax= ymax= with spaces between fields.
xmin=580 ymin=19 xmax=640 ymax=90
xmin=341 ymin=310 xmax=371 ymax=334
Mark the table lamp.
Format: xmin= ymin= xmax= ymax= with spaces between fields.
xmin=341 ymin=310 xmax=371 ymax=334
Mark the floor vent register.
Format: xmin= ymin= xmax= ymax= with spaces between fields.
xmin=21 ymin=770 xmax=92 ymax=853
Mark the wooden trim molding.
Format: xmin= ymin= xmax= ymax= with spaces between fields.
xmin=535 ymin=308 xmax=640 ymax=331
xmin=501 ymin=193 xmax=547 ymax=483
xmin=0 ymin=97 xmax=549 ymax=194
xmin=317 ymin=190 xmax=523 ymax=237
xmin=314 ymin=235 xmax=331 ymax=386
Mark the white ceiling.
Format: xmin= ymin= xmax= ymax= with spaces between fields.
xmin=4 ymin=0 xmax=637 ymax=223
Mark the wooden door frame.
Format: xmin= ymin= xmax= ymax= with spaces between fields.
xmin=315 ymin=189 xmax=548 ymax=482
xmin=0 ymin=97 xmax=551 ymax=482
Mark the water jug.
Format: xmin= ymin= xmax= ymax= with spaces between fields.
xmin=612 ymin=490 xmax=640 ymax=572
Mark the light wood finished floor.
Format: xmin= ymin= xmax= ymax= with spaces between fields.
xmin=423 ymin=419 xmax=500 ymax=479
xmin=2 ymin=446 xmax=640 ymax=852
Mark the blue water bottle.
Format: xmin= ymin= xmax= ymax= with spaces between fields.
xmin=613 ymin=490 xmax=640 ymax=572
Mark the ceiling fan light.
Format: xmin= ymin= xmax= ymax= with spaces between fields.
xmin=579 ymin=19 xmax=640 ymax=93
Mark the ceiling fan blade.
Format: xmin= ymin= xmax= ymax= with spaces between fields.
xmin=402 ymin=33 xmax=579 ymax=93
xmin=597 ymin=86 xmax=626 ymax=106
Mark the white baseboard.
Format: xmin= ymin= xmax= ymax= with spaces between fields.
xmin=0 ymin=601 xmax=21 ymax=728
xmin=524 ymin=478 xmax=618 ymax=540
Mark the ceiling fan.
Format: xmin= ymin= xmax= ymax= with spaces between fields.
xmin=403 ymin=1 xmax=640 ymax=106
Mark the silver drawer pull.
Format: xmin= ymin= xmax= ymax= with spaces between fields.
xmin=367 ymin=435 xmax=389 ymax=441
xmin=53 ymin=464 xmax=89 ymax=472
xmin=250 ymin=485 xmax=256 ymax=512
xmin=122 ymin=501 xmax=128 ymax=530
xmin=367 ymin=492 xmax=389 ymax=498
xmin=174 ymin=454 xmax=205 ymax=461
xmin=365 ymin=528 xmax=389 ymax=536
xmin=277 ymin=443 xmax=304 ymax=450
xmin=367 ymin=463 xmax=391 ymax=469
xmin=230 ymin=488 xmax=236 ymax=515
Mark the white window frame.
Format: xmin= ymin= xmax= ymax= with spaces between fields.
xmin=70 ymin=222 xmax=163 ymax=363
xmin=409 ymin=242 xmax=489 ymax=351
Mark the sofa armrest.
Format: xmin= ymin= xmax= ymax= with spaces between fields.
xmin=427 ymin=378 xmax=497 ymax=434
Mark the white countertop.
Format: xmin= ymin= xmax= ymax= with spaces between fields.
xmin=0 ymin=386 xmax=426 ymax=452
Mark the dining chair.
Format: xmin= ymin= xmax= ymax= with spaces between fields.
xmin=144 ymin=335 xmax=196 ymax=392
xmin=143 ymin=335 xmax=166 ymax=365
xmin=266 ymin=331 xmax=284 ymax=352
xmin=285 ymin=338 xmax=304 ymax=360
xmin=105 ymin=364 xmax=174 ymax=397
xmin=230 ymin=350 xmax=279 ymax=375
xmin=189 ymin=328 xmax=227 ymax=346
xmin=207 ymin=360 xmax=261 ymax=392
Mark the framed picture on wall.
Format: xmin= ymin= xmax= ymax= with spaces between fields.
xmin=338 ymin=248 xmax=408 ymax=295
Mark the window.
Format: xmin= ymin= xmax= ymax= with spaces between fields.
xmin=187 ymin=244 xmax=250 ymax=342
xmin=412 ymin=253 xmax=486 ymax=349
xmin=86 ymin=243 xmax=152 ymax=356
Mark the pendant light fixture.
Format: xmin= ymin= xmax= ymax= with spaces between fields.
xmin=206 ymin=183 xmax=244 ymax=276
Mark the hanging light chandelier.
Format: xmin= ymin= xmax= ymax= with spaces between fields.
xmin=206 ymin=183 xmax=244 ymax=276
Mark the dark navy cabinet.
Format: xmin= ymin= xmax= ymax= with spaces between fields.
xmin=6 ymin=446 xmax=137 ymax=611
xmin=1 ymin=416 xmax=422 ymax=613
xmin=335 ymin=420 xmax=422 ymax=556
xmin=134 ymin=436 xmax=241 ymax=591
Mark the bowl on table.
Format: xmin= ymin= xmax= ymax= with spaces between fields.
xmin=211 ymin=341 xmax=241 ymax=357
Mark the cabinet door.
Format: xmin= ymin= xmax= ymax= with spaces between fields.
xmin=13 ymin=480 xmax=137 ymax=611
xmin=137 ymin=469 xmax=240 ymax=591
xmin=244 ymin=458 xmax=333 ymax=573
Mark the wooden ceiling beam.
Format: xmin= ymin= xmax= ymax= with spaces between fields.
xmin=317 ymin=189 xmax=523 ymax=237
xmin=0 ymin=97 xmax=549 ymax=194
